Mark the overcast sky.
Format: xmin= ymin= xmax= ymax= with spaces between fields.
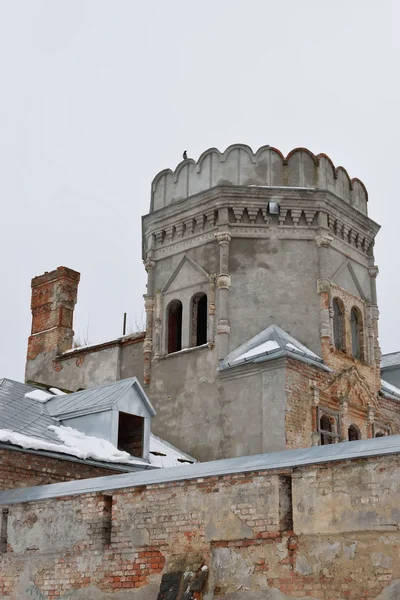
xmin=1 ymin=1 xmax=399 ymax=381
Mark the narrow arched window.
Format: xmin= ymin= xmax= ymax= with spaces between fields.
xmin=351 ymin=307 xmax=361 ymax=359
xmin=191 ymin=293 xmax=207 ymax=347
xmin=332 ymin=298 xmax=344 ymax=351
xmin=320 ymin=415 xmax=334 ymax=445
xmin=167 ymin=300 xmax=182 ymax=354
xmin=348 ymin=424 xmax=360 ymax=441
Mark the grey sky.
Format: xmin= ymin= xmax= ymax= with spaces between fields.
xmin=1 ymin=1 xmax=399 ymax=381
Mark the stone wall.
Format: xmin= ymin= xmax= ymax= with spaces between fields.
xmin=0 ymin=448 xmax=124 ymax=490
xmin=1 ymin=453 xmax=399 ymax=599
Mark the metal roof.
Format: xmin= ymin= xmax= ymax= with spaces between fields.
xmin=0 ymin=434 xmax=398 ymax=506
xmin=220 ymin=324 xmax=330 ymax=371
xmin=46 ymin=377 xmax=156 ymax=418
xmin=0 ymin=378 xmax=59 ymax=442
xmin=381 ymin=351 xmax=400 ymax=370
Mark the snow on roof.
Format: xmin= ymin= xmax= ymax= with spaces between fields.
xmin=233 ymin=340 xmax=280 ymax=363
xmin=149 ymin=434 xmax=196 ymax=468
xmin=24 ymin=389 xmax=54 ymax=403
xmin=0 ymin=426 xmax=144 ymax=466
xmin=1 ymin=378 xmax=196 ymax=469
xmin=221 ymin=324 xmax=324 ymax=370
xmin=381 ymin=379 xmax=400 ymax=400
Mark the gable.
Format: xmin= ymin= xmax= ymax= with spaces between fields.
xmin=330 ymin=259 xmax=367 ymax=300
xmin=162 ymin=255 xmax=209 ymax=294
xmin=321 ymin=366 xmax=379 ymax=412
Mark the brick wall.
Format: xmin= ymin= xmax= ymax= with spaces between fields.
xmin=1 ymin=453 xmax=399 ymax=599
xmin=0 ymin=448 xmax=123 ymax=490
xmin=285 ymin=357 xmax=400 ymax=449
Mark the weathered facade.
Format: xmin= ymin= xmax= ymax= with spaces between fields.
xmin=24 ymin=145 xmax=400 ymax=462
xmin=0 ymin=437 xmax=399 ymax=600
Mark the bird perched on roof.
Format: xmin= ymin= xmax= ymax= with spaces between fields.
xmin=182 ymin=150 xmax=188 ymax=160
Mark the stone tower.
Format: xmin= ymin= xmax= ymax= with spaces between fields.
xmin=142 ymin=145 xmax=382 ymax=460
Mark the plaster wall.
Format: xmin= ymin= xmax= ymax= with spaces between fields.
xmin=228 ymin=238 xmax=321 ymax=355
xmin=1 ymin=453 xmax=399 ymax=600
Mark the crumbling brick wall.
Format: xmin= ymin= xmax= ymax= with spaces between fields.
xmin=0 ymin=448 xmax=123 ymax=490
xmin=0 ymin=453 xmax=399 ymax=599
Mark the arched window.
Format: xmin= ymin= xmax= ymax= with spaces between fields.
xmin=167 ymin=300 xmax=183 ymax=354
xmin=191 ymin=293 xmax=208 ymax=347
xmin=332 ymin=298 xmax=344 ymax=351
xmin=348 ymin=424 xmax=360 ymax=441
xmin=350 ymin=307 xmax=362 ymax=359
xmin=320 ymin=415 xmax=334 ymax=445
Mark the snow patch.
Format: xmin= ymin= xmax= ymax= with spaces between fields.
xmin=233 ymin=340 xmax=280 ymax=362
xmin=49 ymin=388 xmax=67 ymax=396
xmin=24 ymin=390 xmax=54 ymax=403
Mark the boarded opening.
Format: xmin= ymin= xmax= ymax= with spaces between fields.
xmin=118 ymin=412 xmax=144 ymax=457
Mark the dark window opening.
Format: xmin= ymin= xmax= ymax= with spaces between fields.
xmin=118 ymin=412 xmax=144 ymax=457
xmin=191 ymin=293 xmax=207 ymax=347
xmin=351 ymin=307 xmax=361 ymax=359
xmin=333 ymin=298 xmax=344 ymax=351
xmin=167 ymin=300 xmax=183 ymax=354
xmin=320 ymin=414 xmax=335 ymax=445
xmin=348 ymin=424 xmax=360 ymax=441
xmin=375 ymin=431 xmax=385 ymax=437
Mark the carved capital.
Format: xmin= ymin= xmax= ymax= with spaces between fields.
xmin=368 ymin=266 xmax=379 ymax=279
xmin=217 ymin=322 xmax=231 ymax=335
xmin=215 ymin=231 xmax=232 ymax=245
xmin=217 ymin=274 xmax=231 ymax=289
xmin=143 ymin=339 xmax=152 ymax=354
xmin=315 ymin=234 xmax=333 ymax=248
xmin=317 ymin=278 xmax=331 ymax=294
xmin=144 ymin=297 xmax=155 ymax=312
xmin=144 ymin=258 xmax=156 ymax=272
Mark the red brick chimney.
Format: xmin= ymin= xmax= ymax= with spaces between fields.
xmin=27 ymin=266 xmax=81 ymax=363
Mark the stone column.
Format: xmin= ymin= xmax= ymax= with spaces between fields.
xmin=368 ymin=264 xmax=381 ymax=391
xmin=143 ymin=258 xmax=156 ymax=387
xmin=315 ymin=233 xmax=333 ymax=362
xmin=339 ymin=397 xmax=348 ymax=441
xmin=208 ymin=274 xmax=216 ymax=348
xmin=215 ymin=231 xmax=232 ymax=360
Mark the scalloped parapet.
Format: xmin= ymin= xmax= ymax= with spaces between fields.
xmin=151 ymin=144 xmax=368 ymax=215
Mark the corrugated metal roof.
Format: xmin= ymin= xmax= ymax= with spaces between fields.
xmin=0 ymin=434 xmax=398 ymax=506
xmin=46 ymin=377 xmax=156 ymax=418
xmin=0 ymin=378 xmax=59 ymax=442
xmin=381 ymin=352 xmax=400 ymax=369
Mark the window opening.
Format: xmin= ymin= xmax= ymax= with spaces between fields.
xmin=320 ymin=414 xmax=335 ymax=445
xmin=375 ymin=432 xmax=385 ymax=437
xmin=167 ymin=300 xmax=183 ymax=354
xmin=348 ymin=424 xmax=360 ymax=441
xmin=191 ymin=293 xmax=207 ymax=347
xmin=118 ymin=412 xmax=144 ymax=457
xmin=333 ymin=298 xmax=344 ymax=351
xmin=351 ymin=307 xmax=361 ymax=359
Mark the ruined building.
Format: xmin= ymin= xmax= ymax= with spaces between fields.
xmin=24 ymin=145 xmax=400 ymax=461
xmin=1 ymin=145 xmax=400 ymax=600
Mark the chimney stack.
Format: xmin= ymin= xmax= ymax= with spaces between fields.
xmin=26 ymin=267 xmax=80 ymax=370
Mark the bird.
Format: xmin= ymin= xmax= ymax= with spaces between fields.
xmin=182 ymin=150 xmax=187 ymax=160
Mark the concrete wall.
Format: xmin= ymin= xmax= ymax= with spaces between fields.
xmin=1 ymin=453 xmax=399 ymax=600
xmin=26 ymin=337 xmax=144 ymax=392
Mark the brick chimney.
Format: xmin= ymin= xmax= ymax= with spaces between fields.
xmin=26 ymin=267 xmax=80 ymax=365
